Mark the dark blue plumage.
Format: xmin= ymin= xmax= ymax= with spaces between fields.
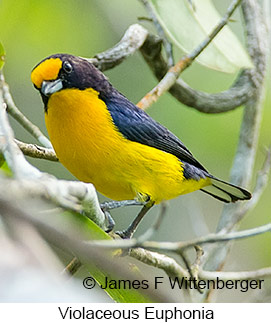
xmin=102 ymin=89 xmax=209 ymax=180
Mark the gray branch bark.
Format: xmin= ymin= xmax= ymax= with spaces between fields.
xmin=202 ymin=0 xmax=270 ymax=301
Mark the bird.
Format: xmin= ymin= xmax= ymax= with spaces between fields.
xmin=31 ymin=54 xmax=251 ymax=238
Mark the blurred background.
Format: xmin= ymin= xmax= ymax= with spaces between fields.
xmin=0 ymin=0 xmax=270 ymax=302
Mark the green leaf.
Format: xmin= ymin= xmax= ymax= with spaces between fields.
xmin=0 ymin=154 xmax=12 ymax=176
xmin=149 ymin=0 xmax=253 ymax=73
xmin=0 ymin=42 xmax=5 ymax=70
xmin=52 ymin=211 xmax=153 ymax=302
xmin=0 ymin=154 xmax=5 ymax=168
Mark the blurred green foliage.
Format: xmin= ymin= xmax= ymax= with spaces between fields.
xmin=0 ymin=0 xmax=270 ymax=301
xmin=0 ymin=41 xmax=5 ymax=69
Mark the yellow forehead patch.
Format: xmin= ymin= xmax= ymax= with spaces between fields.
xmin=31 ymin=58 xmax=62 ymax=89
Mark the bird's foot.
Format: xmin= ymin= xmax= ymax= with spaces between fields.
xmin=102 ymin=210 xmax=115 ymax=233
xmin=115 ymin=229 xmax=133 ymax=240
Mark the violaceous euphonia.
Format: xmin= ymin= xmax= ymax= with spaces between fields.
xmin=31 ymin=54 xmax=251 ymax=238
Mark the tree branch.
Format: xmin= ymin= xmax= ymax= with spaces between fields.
xmin=83 ymin=222 xmax=271 ymax=252
xmin=213 ymin=0 xmax=269 ymax=234
xmin=0 ymin=92 xmax=41 ymax=179
xmin=88 ymin=24 xmax=148 ymax=71
xmin=130 ymin=247 xmax=189 ymax=279
xmin=85 ymin=12 xmax=254 ymax=114
xmin=201 ymin=0 xmax=270 ymax=301
xmin=0 ymin=71 xmax=52 ymax=148
xmin=14 ymin=139 xmax=58 ymax=162
xmin=138 ymin=0 xmax=174 ymax=66
xmin=139 ymin=28 xmax=254 ymax=114
xmin=137 ymin=0 xmax=243 ymax=110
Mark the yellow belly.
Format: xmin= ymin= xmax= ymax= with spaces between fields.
xmin=45 ymin=88 xmax=210 ymax=203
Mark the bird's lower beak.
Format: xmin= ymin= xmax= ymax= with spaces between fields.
xmin=41 ymin=79 xmax=63 ymax=96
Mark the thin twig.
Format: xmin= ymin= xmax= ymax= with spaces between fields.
xmin=83 ymin=222 xmax=271 ymax=252
xmin=177 ymin=249 xmax=203 ymax=294
xmin=157 ymin=222 xmax=271 ymax=252
xmin=14 ymin=139 xmax=58 ymax=162
xmin=130 ymin=247 xmax=189 ymax=278
xmin=137 ymin=0 xmax=243 ymax=110
xmin=191 ymin=245 xmax=204 ymax=279
xmin=0 ymin=93 xmax=41 ymax=179
xmin=138 ymin=0 xmax=174 ymax=66
xmin=0 ymin=71 xmax=52 ymax=148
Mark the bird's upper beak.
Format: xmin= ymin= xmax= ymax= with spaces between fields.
xmin=41 ymin=79 xmax=63 ymax=96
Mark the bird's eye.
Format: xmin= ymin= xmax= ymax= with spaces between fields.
xmin=63 ymin=61 xmax=73 ymax=73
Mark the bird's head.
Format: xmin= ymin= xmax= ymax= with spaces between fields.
xmin=31 ymin=54 xmax=111 ymax=108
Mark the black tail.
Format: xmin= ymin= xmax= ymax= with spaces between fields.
xmin=201 ymin=177 xmax=251 ymax=203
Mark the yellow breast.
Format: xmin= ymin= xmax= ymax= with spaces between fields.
xmin=45 ymin=88 xmax=209 ymax=203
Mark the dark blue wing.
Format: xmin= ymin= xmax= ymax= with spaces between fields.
xmin=103 ymin=90 xmax=208 ymax=174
